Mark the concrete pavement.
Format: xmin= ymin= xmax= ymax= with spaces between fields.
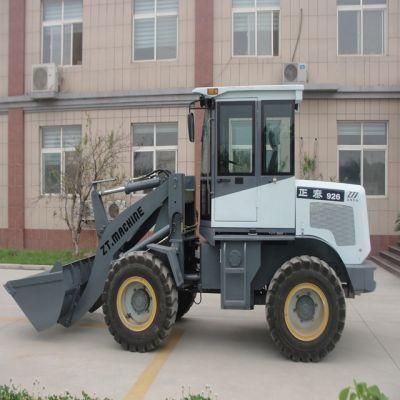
xmin=0 ymin=267 xmax=399 ymax=400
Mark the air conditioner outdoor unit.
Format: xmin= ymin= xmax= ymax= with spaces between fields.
xmin=283 ymin=63 xmax=308 ymax=83
xmin=31 ymin=63 xmax=59 ymax=99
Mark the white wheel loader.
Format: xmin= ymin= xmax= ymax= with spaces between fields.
xmin=5 ymin=85 xmax=376 ymax=361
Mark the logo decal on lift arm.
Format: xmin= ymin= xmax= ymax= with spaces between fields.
xmin=100 ymin=206 xmax=145 ymax=256
xmin=297 ymin=187 xmax=345 ymax=202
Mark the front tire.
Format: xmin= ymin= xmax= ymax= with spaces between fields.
xmin=102 ymin=252 xmax=178 ymax=352
xmin=176 ymin=291 xmax=196 ymax=321
xmin=266 ymin=255 xmax=346 ymax=362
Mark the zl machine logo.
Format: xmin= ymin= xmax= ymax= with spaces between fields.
xmin=347 ymin=191 xmax=359 ymax=202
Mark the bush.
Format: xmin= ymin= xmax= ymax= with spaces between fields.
xmin=339 ymin=381 xmax=388 ymax=400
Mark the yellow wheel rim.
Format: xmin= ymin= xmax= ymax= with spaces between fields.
xmin=116 ymin=276 xmax=157 ymax=332
xmin=284 ymin=282 xmax=329 ymax=342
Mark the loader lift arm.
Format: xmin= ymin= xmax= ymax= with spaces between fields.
xmin=4 ymin=171 xmax=197 ymax=331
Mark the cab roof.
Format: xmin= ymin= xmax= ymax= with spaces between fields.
xmin=193 ymin=85 xmax=304 ymax=103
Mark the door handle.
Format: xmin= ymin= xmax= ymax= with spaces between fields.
xmin=217 ymin=178 xmax=231 ymax=183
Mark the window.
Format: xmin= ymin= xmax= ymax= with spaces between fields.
xmin=41 ymin=125 xmax=82 ymax=194
xmin=218 ymin=103 xmax=254 ymax=175
xmin=133 ymin=0 xmax=178 ymax=61
xmin=338 ymin=122 xmax=387 ymax=196
xmin=132 ymin=123 xmax=178 ymax=177
xmin=337 ymin=0 xmax=386 ymax=55
xmin=262 ymin=101 xmax=294 ymax=175
xmin=232 ymin=0 xmax=280 ymax=57
xmin=42 ymin=0 xmax=83 ymax=65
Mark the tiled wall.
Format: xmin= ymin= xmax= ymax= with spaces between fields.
xmin=25 ymin=0 xmax=195 ymax=94
xmin=24 ymin=107 xmax=194 ymax=229
xmin=214 ymin=0 xmax=400 ymax=86
xmin=0 ymin=114 xmax=8 ymax=228
xmin=297 ymin=98 xmax=400 ymax=236
xmin=0 ymin=0 xmax=8 ymax=97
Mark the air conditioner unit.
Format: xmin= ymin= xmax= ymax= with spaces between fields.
xmin=83 ymin=200 xmax=127 ymax=223
xmin=31 ymin=63 xmax=59 ymax=99
xmin=283 ymin=63 xmax=308 ymax=84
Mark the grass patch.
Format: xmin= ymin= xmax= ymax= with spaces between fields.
xmin=0 ymin=385 xmax=107 ymax=400
xmin=0 ymin=248 xmax=94 ymax=266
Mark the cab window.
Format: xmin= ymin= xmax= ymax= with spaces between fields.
xmin=262 ymin=101 xmax=294 ymax=175
xmin=217 ymin=102 xmax=255 ymax=176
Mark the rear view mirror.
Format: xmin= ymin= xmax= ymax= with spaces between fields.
xmin=187 ymin=112 xmax=195 ymax=143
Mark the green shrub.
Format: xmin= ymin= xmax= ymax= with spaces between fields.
xmin=339 ymin=381 xmax=388 ymax=400
xmin=0 ymin=384 xmax=107 ymax=400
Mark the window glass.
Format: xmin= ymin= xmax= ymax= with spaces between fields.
xmin=156 ymin=123 xmax=178 ymax=146
xmin=233 ymin=13 xmax=255 ymax=56
xmin=43 ymin=127 xmax=62 ymax=148
xmin=338 ymin=10 xmax=360 ymax=55
xmin=233 ymin=0 xmax=255 ymax=7
xmin=337 ymin=122 xmax=387 ymax=196
xmin=134 ymin=152 xmax=153 ymax=177
xmin=337 ymin=0 xmax=360 ymax=5
xmin=339 ymin=150 xmax=361 ymax=185
xmin=132 ymin=123 xmax=178 ymax=177
xmin=363 ymin=0 xmax=386 ymax=4
xmin=363 ymin=150 xmax=385 ymax=195
xmin=134 ymin=18 xmax=155 ymax=60
xmin=218 ymin=103 xmax=254 ymax=175
xmin=43 ymin=153 xmax=61 ymax=194
xmin=156 ymin=150 xmax=176 ymax=171
xmin=257 ymin=12 xmax=272 ymax=56
xmin=62 ymin=125 xmax=82 ymax=147
xmin=157 ymin=0 xmax=178 ymax=13
xmin=338 ymin=122 xmax=361 ymax=145
xmin=133 ymin=124 xmax=154 ymax=146
xmin=63 ymin=24 xmax=72 ymax=65
xmin=363 ymin=122 xmax=387 ymax=145
xmin=363 ymin=10 xmax=384 ymax=54
xmin=72 ymin=23 xmax=83 ymax=65
xmin=43 ymin=0 xmax=62 ymax=21
xmin=134 ymin=0 xmax=155 ymax=14
xmin=262 ymin=102 xmax=293 ymax=175
xmin=64 ymin=0 xmax=83 ymax=19
xmin=156 ymin=16 xmax=177 ymax=59
xmin=258 ymin=0 xmax=280 ymax=6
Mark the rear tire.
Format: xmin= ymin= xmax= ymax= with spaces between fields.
xmin=102 ymin=252 xmax=178 ymax=352
xmin=176 ymin=291 xmax=196 ymax=321
xmin=265 ymin=255 xmax=346 ymax=362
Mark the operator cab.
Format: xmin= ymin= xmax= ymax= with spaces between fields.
xmin=189 ymin=85 xmax=303 ymax=239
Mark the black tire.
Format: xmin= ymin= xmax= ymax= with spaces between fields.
xmin=102 ymin=252 xmax=178 ymax=352
xmin=265 ymin=255 xmax=346 ymax=362
xmin=176 ymin=291 xmax=196 ymax=321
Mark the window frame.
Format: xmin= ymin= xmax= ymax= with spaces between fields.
xmin=337 ymin=121 xmax=388 ymax=198
xmin=131 ymin=122 xmax=178 ymax=177
xmin=40 ymin=125 xmax=82 ymax=196
xmin=132 ymin=0 xmax=179 ymax=62
xmin=231 ymin=0 xmax=281 ymax=58
xmin=41 ymin=0 xmax=83 ymax=66
xmin=337 ymin=0 xmax=387 ymax=56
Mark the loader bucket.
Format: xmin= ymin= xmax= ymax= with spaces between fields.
xmin=4 ymin=256 xmax=95 ymax=331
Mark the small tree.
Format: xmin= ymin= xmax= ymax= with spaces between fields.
xmin=395 ymin=212 xmax=400 ymax=232
xmin=61 ymin=116 xmax=127 ymax=255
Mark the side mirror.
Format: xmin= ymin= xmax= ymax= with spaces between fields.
xmin=187 ymin=112 xmax=195 ymax=143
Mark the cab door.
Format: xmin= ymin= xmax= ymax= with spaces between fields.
xmin=258 ymin=101 xmax=296 ymax=230
xmin=213 ymin=101 xmax=257 ymax=224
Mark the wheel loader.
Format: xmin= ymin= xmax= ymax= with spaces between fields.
xmin=5 ymin=85 xmax=376 ymax=362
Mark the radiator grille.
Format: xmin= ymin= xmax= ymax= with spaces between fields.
xmin=310 ymin=202 xmax=356 ymax=246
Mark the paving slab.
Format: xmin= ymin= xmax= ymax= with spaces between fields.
xmin=0 ymin=268 xmax=399 ymax=400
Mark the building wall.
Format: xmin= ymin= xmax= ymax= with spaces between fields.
xmin=0 ymin=114 xmax=8 ymax=229
xmin=24 ymin=107 xmax=194 ymax=230
xmin=214 ymin=0 xmax=400 ymax=86
xmin=297 ymin=99 xmax=400 ymax=238
xmin=0 ymin=0 xmax=9 ymax=97
xmin=25 ymin=0 xmax=195 ymax=94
